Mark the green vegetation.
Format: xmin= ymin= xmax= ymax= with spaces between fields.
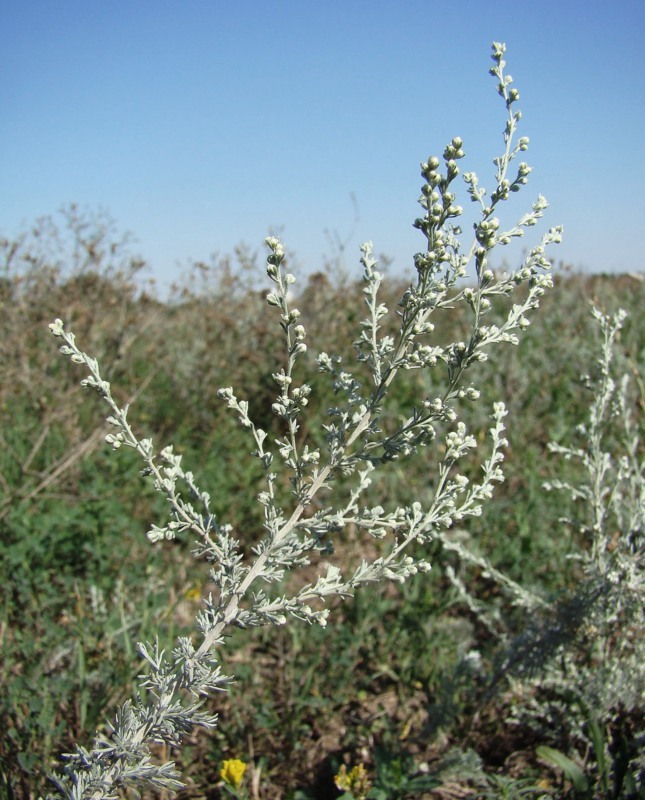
xmin=1 ymin=206 xmax=643 ymax=798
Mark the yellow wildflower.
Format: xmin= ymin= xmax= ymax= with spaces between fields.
xmin=184 ymin=585 xmax=202 ymax=601
xmin=220 ymin=758 xmax=247 ymax=789
xmin=334 ymin=763 xmax=371 ymax=800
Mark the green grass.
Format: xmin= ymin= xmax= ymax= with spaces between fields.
xmin=1 ymin=230 xmax=643 ymax=800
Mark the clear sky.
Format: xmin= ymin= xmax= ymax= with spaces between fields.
xmin=2 ymin=1 xmax=644 ymax=287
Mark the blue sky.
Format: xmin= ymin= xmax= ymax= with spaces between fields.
xmin=2 ymin=1 xmax=644 ymax=287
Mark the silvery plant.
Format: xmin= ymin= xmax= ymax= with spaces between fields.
xmin=512 ymin=307 xmax=643 ymax=733
xmin=479 ymin=305 xmax=644 ymax=796
xmin=46 ymin=43 xmax=561 ymax=799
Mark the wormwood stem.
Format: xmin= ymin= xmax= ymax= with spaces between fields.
xmin=198 ymin=396 xmax=385 ymax=655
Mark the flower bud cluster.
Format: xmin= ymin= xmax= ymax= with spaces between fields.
xmin=413 ymin=138 xmax=465 ymax=280
xmin=272 ymin=383 xmax=311 ymax=420
xmin=475 ymin=217 xmax=501 ymax=249
xmin=445 ymin=422 xmax=477 ymax=460
xmin=406 ymin=344 xmax=443 ymax=369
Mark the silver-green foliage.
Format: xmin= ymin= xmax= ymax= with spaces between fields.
xmin=543 ymin=306 xmax=643 ymax=725
xmin=46 ymin=43 xmax=560 ymax=799
xmin=494 ymin=307 xmax=644 ymax=797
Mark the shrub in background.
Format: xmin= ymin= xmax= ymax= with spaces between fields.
xmin=516 ymin=307 xmax=643 ymax=798
xmin=433 ymin=304 xmax=644 ymax=797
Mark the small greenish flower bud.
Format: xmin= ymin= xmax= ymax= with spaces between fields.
xmin=317 ymin=352 xmax=333 ymax=371
xmin=272 ymin=371 xmax=292 ymax=386
xmin=444 ymin=141 xmax=464 ymax=161
xmin=49 ymin=319 xmax=64 ymax=336
xmin=518 ymin=136 xmax=529 ymax=150
xmin=476 ymin=222 xmax=496 ymax=247
xmin=147 ymin=524 xmax=168 ymax=543
xmin=413 ymin=251 xmax=438 ymax=272
xmin=105 ymin=432 xmax=125 ymax=449
xmin=491 ymin=42 xmax=506 ymax=60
